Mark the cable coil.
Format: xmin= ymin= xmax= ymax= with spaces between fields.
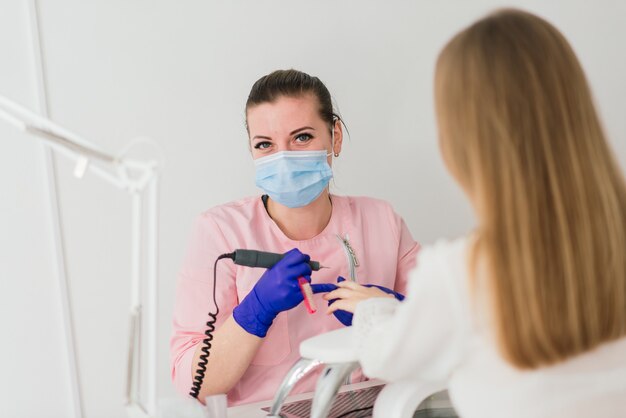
xmin=189 ymin=253 xmax=232 ymax=398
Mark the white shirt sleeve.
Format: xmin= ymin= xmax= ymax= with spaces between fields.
xmin=352 ymin=237 xmax=472 ymax=383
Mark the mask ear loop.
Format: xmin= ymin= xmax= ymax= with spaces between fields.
xmin=328 ymin=119 xmax=336 ymax=198
xmin=330 ymin=118 xmax=339 ymax=158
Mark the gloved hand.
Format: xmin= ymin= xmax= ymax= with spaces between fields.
xmin=233 ymin=248 xmax=313 ymax=338
xmin=326 ymin=276 xmax=405 ymax=326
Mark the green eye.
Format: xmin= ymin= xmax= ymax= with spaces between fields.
xmin=295 ymin=133 xmax=313 ymax=142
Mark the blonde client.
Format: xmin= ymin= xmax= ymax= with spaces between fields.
xmin=327 ymin=9 xmax=626 ymax=418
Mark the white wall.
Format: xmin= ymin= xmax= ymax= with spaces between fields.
xmin=0 ymin=2 xmax=74 ymax=418
xmin=1 ymin=1 xmax=624 ymax=417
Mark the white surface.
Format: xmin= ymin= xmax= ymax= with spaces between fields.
xmin=373 ymin=380 xmax=446 ymax=418
xmin=1 ymin=1 xmax=625 ymax=417
xmin=300 ymin=327 xmax=358 ymax=363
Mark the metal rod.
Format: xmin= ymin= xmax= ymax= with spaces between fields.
xmin=26 ymin=125 xmax=117 ymax=163
xmin=131 ymin=192 xmax=142 ymax=324
xmin=146 ymin=174 xmax=159 ymax=415
xmin=0 ymin=94 xmax=115 ymax=163
xmin=125 ymin=308 xmax=138 ymax=405
xmin=0 ymin=95 xmax=155 ymax=174
xmin=0 ymin=107 xmax=27 ymax=130
xmin=129 ymin=191 xmax=142 ymax=406
xmin=26 ymin=1 xmax=84 ymax=418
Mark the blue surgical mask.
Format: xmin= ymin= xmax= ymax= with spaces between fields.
xmin=254 ymin=150 xmax=333 ymax=208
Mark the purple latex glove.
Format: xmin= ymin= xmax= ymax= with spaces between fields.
xmin=326 ymin=276 xmax=405 ymax=326
xmin=233 ymin=248 xmax=313 ymax=338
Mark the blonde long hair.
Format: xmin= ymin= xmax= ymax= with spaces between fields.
xmin=435 ymin=9 xmax=626 ymax=368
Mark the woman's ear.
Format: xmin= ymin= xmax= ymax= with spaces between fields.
xmin=332 ymin=120 xmax=343 ymax=156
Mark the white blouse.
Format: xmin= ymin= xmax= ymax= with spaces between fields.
xmin=353 ymin=237 xmax=626 ymax=418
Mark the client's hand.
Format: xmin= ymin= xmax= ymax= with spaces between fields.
xmin=323 ymin=276 xmax=404 ymax=325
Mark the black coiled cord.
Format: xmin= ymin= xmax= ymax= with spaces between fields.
xmin=189 ymin=252 xmax=234 ymax=399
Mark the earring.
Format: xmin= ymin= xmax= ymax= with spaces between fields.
xmin=334 ymin=152 xmax=339 ymax=158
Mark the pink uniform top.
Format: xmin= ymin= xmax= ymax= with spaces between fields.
xmin=170 ymin=194 xmax=419 ymax=405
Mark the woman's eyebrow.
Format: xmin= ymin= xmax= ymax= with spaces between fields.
xmin=289 ymin=126 xmax=315 ymax=135
xmin=252 ymin=126 xmax=315 ymax=141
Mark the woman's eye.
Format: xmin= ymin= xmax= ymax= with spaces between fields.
xmin=294 ymin=133 xmax=313 ymax=143
xmin=254 ymin=141 xmax=272 ymax=150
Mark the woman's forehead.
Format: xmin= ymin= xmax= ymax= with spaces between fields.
xmin=247 ymin=95 xmax=323 ymax=133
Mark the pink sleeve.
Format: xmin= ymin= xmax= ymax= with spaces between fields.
xmin=170 ymin=213 xmax=237 ymax=397
xmin=393 ymin=215 xmax=420 ymax=296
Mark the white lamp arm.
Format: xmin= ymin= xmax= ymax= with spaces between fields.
xmin=0 ymin=93 xmax=160 ymax=418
